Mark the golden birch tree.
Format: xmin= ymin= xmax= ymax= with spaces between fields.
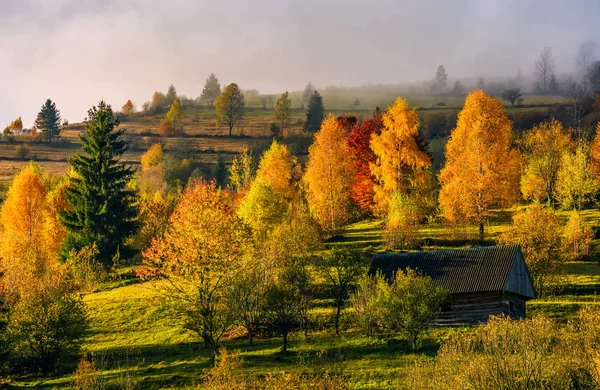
xmin=370 ymin=98 xmax=431 ymax=217
xmin=438 ymin=90 xmax=521 ymax=240
xmin=304 ymin=114 xmax=355 ymax=234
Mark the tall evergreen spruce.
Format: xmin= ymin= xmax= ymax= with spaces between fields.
xmin=60 ymin=101 xmax=138 ymax=266
xmin=303 ymin=91 xmax=324 ymax=132
xmin=35 ymin=99 xmax=62 ymax=142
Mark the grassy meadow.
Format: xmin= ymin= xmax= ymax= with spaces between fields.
xmin=7 ymin=205 xmax=600 ymax=389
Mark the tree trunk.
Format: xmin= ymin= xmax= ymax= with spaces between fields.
xmin=282 ymin=331 xmax=288 ymax=353
xmin=479 ymin=220 xmax=485 ymax=242
xmin=334 ymin=303 xmax=342 ymax=335
xmin=412 ymin=335 xmax=418 ymax=352
xmin=248 ymin=328 xmax=253 ymax=345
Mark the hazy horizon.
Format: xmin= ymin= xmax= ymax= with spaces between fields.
xmin=1 ymin=0 xmax=599 ymax=127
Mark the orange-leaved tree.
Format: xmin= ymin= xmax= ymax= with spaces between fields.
xmin=255 ymin=140 xmax=301 ymax=204
xmin=439 ymin=90 xmax=521 ymax=240
xmin=142 ymin=180 xmax=251 ymax=358
xmin=304 ymin=114 xmax=355 ymax=234
xmin=370 ymin=98 xmax=431 ymax=217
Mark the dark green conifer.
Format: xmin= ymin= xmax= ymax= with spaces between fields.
xmin=60 ymin=101 xmax=138 ymax=266
xmin=212 ymin=153 xmax=227 ymax=187
xmin=303 ymin=91 xmax=324 ymax=133
xmin=35 ymin=99 xmax=62 ymax=142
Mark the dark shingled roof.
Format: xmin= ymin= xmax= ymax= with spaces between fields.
xmin=370 ymin=245 xmax=524 ymax=295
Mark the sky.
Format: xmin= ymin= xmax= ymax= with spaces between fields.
xmin=1 ymin=0 xmax=599 ymax=127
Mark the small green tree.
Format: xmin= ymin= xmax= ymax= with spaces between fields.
xmin=8 ymin=274 xmax=88 ymax=375
xmin=60 ymin=101 xmax=138 ymax=267
xmin=321 ymin=250 xmax=363 ymax=335
xmin=215 ymin=83 xmax=245 ymax=136
xmin=382 ymin=269 xmax=446 ymax=351
xmin=35 ymin=99 xmax=62 ymax=143
xmin=226 ymin=263 xmax=270 ymax=345
xmin=211 ymin=153 xmax=227 ymax=187
xmin=264 ymin=265 xmax=309 ymax=353
xmin=228 ymin=147 xmax=256 ymax=193
xmin=164 ymin=97 xmax=183 ymax=134
xmin=201 ymin=73 xmax=222 ymax=106
xmin=556 ymin=143 xmax=599 ymax=210
xmin=350 ymin=272 xmax=387 ymax=337
xmin=273 ymin=91 xmax=292 ymax=136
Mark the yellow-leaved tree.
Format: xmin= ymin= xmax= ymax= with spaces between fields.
xmin=439 ymin=90 xmax=521 ymax=240
xmin=520 ymin=119 xmax=574 ymax=206
xmin=0 ymin=164 xmax=56 ymax=299
xmin=254 ymin=140 xmax=301 ymax=204
xmin=591 ymin=122 xmax=600 ymax=179
xmin=370 ymin=98 xmax=431 ymax=217
xmin=304 ymin=115 xmax=355 ymax=234
xmin=556 ymin=142 xmax=599 ymax=210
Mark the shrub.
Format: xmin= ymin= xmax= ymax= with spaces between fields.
xmin=158 ymin=118 xmax=175 ymax=137
xmin=350 ymin=272 xmax=387 ymax=337
xmin=409 ymin=312 xmax=600 ymax=390
xmin=7 ymin=272 xmax=88 ymax=374
xmin=73 ymin=356 xmax=102 ymax=390
xmin=561 ymin=212 xmax=594 ymax=260
xmin=15 ymin=144 xmax=31 ymax=161
xmin=382 ymin=192 xmax=421 ymax=249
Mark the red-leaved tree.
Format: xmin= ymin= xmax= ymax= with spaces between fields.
xmin=347 ymin=111 xmax=383 ymax=215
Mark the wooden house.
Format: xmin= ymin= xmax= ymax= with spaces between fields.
xmin=369 ymin=245 xmax=536 ymax=326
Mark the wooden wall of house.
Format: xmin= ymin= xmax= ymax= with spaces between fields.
xmin=434 ymin=293 xmax=527 ymax=326
xmin=505 ymin=252 xmax=536 ymax=298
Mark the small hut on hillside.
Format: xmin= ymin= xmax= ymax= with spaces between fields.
xmin=369 ymin=245 xmax=536 ymax=326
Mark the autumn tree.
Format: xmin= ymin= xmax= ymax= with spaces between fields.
xmin=254 ymin=140 xmax=301 ymax=204
xmin=7 ymin=117 xmax=23 ymax=133
xmin=303 ymin=90 xmax=324 ymax=133
xmin=228 ymin=147 xmax=256 ymax=193
xmin=237 ymin=178 xmax=286 ymax=243
xmin=561 ymin=212 xmax=594 ymax=261
xmin=520 ymin=119 xmax=574 ymax=207
xmin=273 ymin=91 xmax=292 ymax=137
xmin=347 ymin=112 xmax=383 ymax=215
xmin=0 ymin=164 xmax=50 ymax=298
xmin=200 ymin=73 xmax=222 ymax=106
xmin=60 ymin=101 xmax=138 ymax=267
xmin=370 ymin=98 xmax=431 ymax=217
xmin=35 ymin=99 xmax=61 ymax=142
xmin=142 ymin=181 xmax=251 ymax=358
xmin=556 ymin=143 xmax=599 ymax=210
xmin=588 ymin=122 xmax=600 ymax=179
xmin=499 ymin=204 xmax=562 ymax=295
xmin=162 ymin=97 xmax=183 ymax=135
xmin=382 ymin=192 xmax=421 ymax=249
xmin=215 ymin=83 xmax=245 ymax=136
xmin=438 ymin=90 xmax=521 ymax=240
xmin=304 ymin=115 xmax=355 ymax=234
xmin=263 ymin=200 xmax=322 ymax=267
xmin=141 ymin=143 xmax=165 ymax=171
xmin=121 ymin=99 xmax=136 ymax=116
